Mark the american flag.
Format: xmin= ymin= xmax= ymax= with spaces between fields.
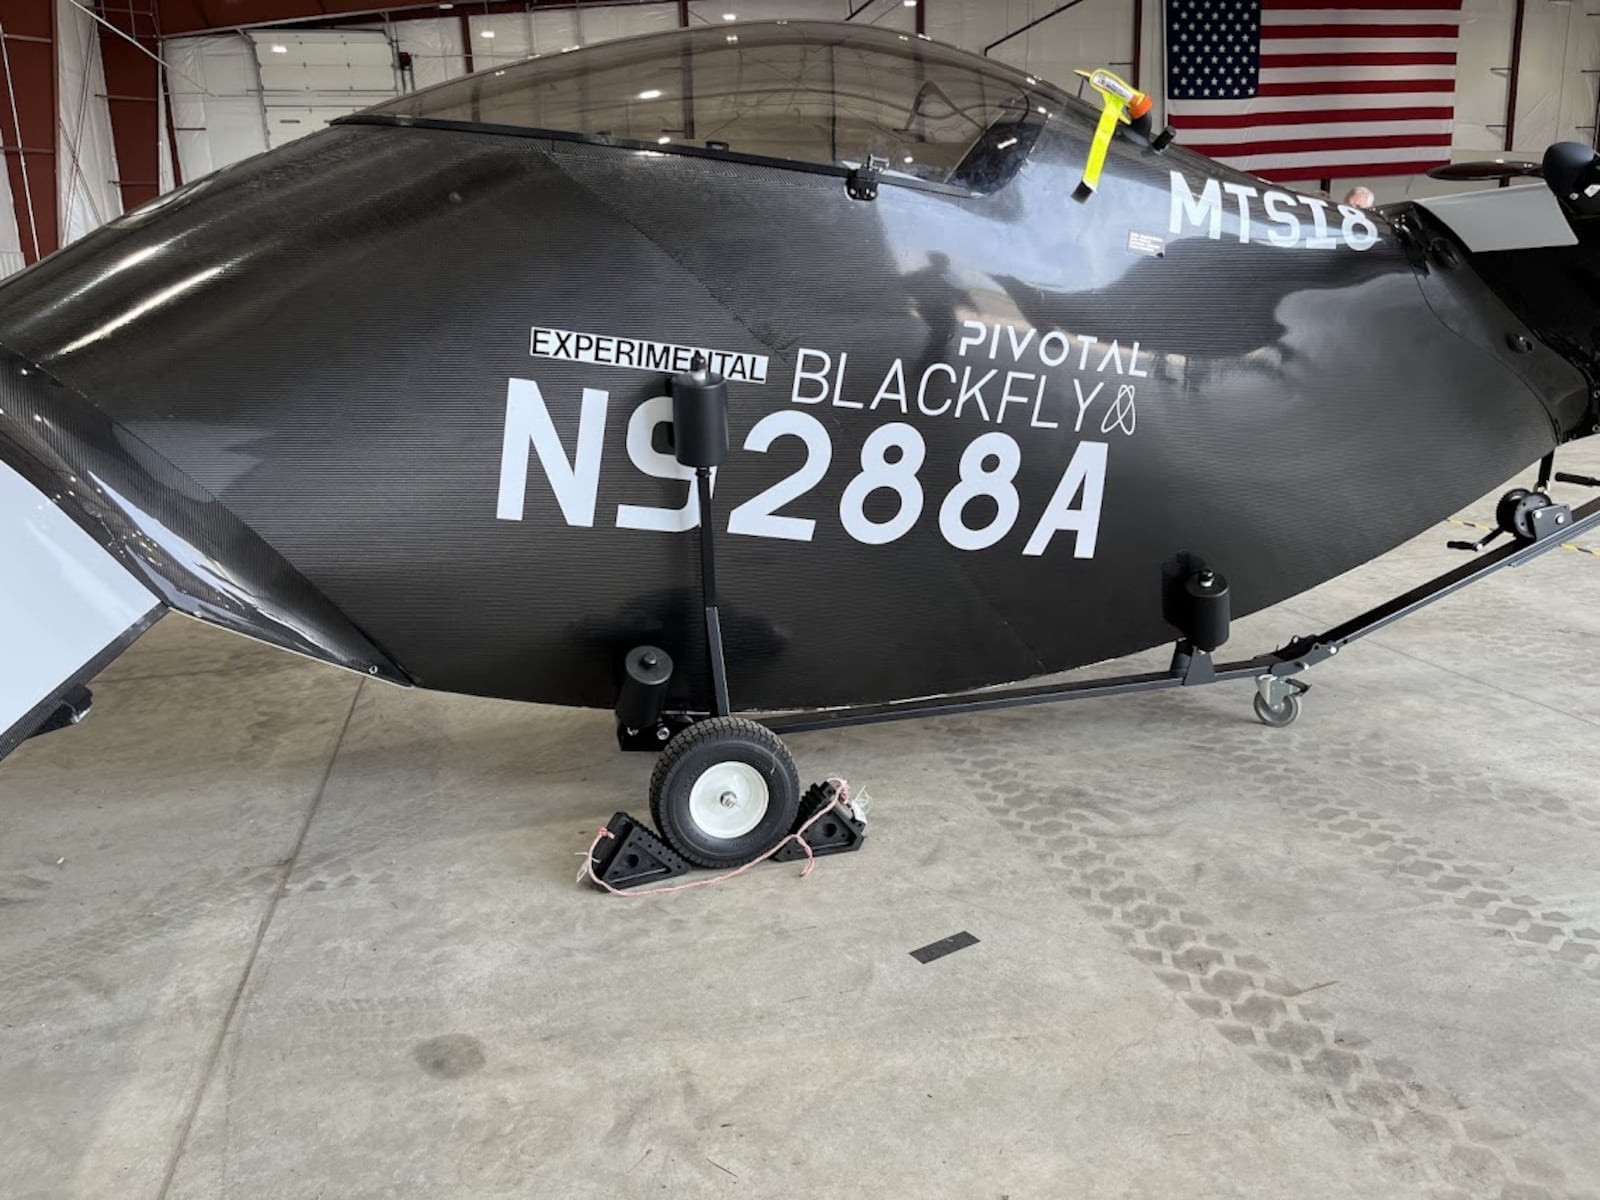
xmin=1165 ymin=0 xmax=1462 ymax=182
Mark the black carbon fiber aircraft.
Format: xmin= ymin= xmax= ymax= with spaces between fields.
xmin=3 ymin=21 xmax=1599 ymax=871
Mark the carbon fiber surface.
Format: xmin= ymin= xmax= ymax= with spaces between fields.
xmin=0 ymin=22 xmax=1582 ymax=711
xmin=0 ymin=350 xmax=404 ymax=682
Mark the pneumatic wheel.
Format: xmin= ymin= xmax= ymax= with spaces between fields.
xmin=1253 ymin=691 xmax=1302 ymax=728
xmin=648 ymin=716 xmax=801 ymax=869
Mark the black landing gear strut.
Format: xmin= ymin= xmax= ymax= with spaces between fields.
xmin=601 ymin=361 xmax=857 ymax=887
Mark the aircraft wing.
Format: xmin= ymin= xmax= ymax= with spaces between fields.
xmin=0 ymin=457 xmax=161 ymax=761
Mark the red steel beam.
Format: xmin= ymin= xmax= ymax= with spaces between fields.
xmin=96 ymin=0 xmax=165 ymax=213
xmin=155 ymin=0 xmax=667 ymax=38
xmin=0 ymin=0 xmax=58 ymax=263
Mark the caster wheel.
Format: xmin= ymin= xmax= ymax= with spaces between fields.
xmin=649 ymin=716 xmax=801 ymax=869
xmin=1253 ymin=691 xmax=1302 ymax=728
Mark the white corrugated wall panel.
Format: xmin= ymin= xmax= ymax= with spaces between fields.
xmin=466 ymin=2 xmax=677 ymax=67
xmin=249 ymin=31 xmax=398 ymax=149
xmin=164 ymin=35 xmax=270 ymax=180
xmin=55 ymin=0 xmax=121 ymax=244
xmin=396 ymin=17 xmax=466 ymax=88
xmin=0 ymin=159 xmax=24 ymax=279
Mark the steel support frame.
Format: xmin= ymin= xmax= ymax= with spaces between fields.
xmin=984 ymin=0 xmax=1088 ymax=58
xmin=759 ymin=496 xmax=1600 ymax=735
xmin=0 ymin=0 xmax=58 ymax=264
xmin=1504 ymin=0 xmax=1526 ymax=153
xmin=96 ymin=0 xmax=169 ymax=212
xmin=1502 ymin=0 xmax=1526 ymax=186
xmin=1130 ymin=0 xmax=1141 ymax=89
xmin=159 ymin=1 xmax=686 ymax=38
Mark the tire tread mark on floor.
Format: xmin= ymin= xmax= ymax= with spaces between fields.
xmin=1261 ymin=768 xmax=1600 ymax=976
xmin=938 ymin=716 xmax=1588 ymax=1200
xmin=154 ymin=680 xmax=365 ymax=1200
xmin=0 ymin=866 xmax=282 ymax=1020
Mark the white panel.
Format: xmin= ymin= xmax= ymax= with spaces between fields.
xmin=1556 ymin=8 xmax=1600 ymax=149
xmin=264 ymin=107 xmax=366 ymax=144
xmin=1418 ymin=181 xmax=1577 ymax=250
xmin=469 ymin=12 xmax=532 ymax=65
xmin=928 ymin=0 xmax=1131 ymax=93
xmin=0 ymin=460 xmax=158 ymax=747
xmin=1512 ymin=1 xmax=1562 ymax=152
xmin=474 ymin=5 xmax=680 ymax=63
xmin=163 ymin=35 xmax=270 ymax=180
xmin=0 ymin=147 xmax=24 ymax=279
xmin=55 ymin=0 xmax=122 ymax=243
xmin=575 ymin=2 xmax=680 ymax=43
xmin=248 ymin=31 xmax=399 ymax=148
xmin=249 ymin=32 xmax=398 ymax=96
xmin=1449 ymin=0 xmax=1514 ymax=153
xmin=395 ymin=17 xmax=466 ymax=88
xmin=525 ymin=5 xmax=679 ymax=56
xmin=1498 ymin=3 xmax=1600 ymax=155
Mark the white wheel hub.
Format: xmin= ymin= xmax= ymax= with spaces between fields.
xmin=688 ymin=760 xmax=769 ymax=840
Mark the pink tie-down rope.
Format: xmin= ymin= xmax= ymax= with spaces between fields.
xmin=578 ymin=778 xmax=856 ymax=896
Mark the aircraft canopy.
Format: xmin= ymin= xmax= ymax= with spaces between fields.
xmin=366 ymin=20 xmax=1066 ymax=192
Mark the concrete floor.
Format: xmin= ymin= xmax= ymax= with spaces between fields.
xmin=4 ymin=445 xmax=1600 ymax=1200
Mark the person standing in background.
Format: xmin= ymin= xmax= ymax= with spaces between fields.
xmin=1343 ymin=186 xmax=1376 ymax=208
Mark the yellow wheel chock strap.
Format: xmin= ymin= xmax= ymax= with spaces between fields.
xmin=1073 ymin=68 xmax=1154 ymax=199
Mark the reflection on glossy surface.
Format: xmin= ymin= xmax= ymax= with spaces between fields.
xmin=370 ymin=21 xmax=1054 ymax=191
xmin=58 ymin=265 xmax=230 ymax=357
xmin=0 ymin=21 xmax=1588 ymax=711
xmin=0 ymin=349 xmax=404 ymax=682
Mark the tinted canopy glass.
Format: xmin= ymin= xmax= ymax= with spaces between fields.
xmin=367 ymin=21 xmax=1066 ymax=191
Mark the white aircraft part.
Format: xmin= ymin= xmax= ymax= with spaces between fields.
xmin=1416 ymin=184 xmax=1579 ymax=253
xmin=0 ymin=459 xmax=159 ymax=754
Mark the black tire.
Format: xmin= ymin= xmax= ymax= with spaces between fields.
xmin=648 ymin=717 xmax=801 ymax=869
xmin=1253 ymin=691 xmax=1302 ymax=728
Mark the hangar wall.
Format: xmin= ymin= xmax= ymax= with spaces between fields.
xmin=0 ymin=171 xmax=22 ymax=282
xmin=55 ymin=0 xmax=122 ymax=246
xmin=4 ymin=0 xmax=1600 ymax=282
xmin=157 ymin=0 xmax=1600 ymax=204
xmin=0 ymin=0 xmax=124 ymax=277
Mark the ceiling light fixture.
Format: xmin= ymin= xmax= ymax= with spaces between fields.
xmin=270 ymin=43 xmax=288 ymax=53
xmin=638 ymin=88 xmax=663 ymax=100
xmin=480 ymin=29 xmax=495 ymax=38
